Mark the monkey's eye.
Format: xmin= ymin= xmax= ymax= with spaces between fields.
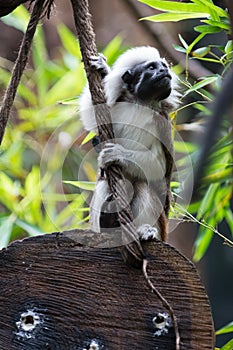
xmin=161 ymin=62 xmax=168 ymax=68
xmin=148 ymin=63 xmax=157 ymax=70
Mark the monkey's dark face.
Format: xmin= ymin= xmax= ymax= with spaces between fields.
xmin=121 ymin=60 xmax=172 ymax=102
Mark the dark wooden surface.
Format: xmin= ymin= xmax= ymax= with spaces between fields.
xmin=0 ymin=230 xmax=215 ymax=349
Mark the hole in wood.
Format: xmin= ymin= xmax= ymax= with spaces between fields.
xmin=152 ymin=312 xmax=172 ymax=337
xmin=84 ymin=339 xmax=102 ymax=350
xmin=16 ymin=310 xmax=42 ymax=338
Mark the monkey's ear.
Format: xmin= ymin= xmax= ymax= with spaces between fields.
xmin=121 ymin=70 xmax=133 ymax=84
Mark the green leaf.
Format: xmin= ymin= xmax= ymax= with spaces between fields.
xmin=220 ymin=339 xmax=233 ymax=350
xmin=225 ymin=210 xmax=233 ymax=234
xmin=0 ymin=5 xmax=30 ymax=32
xmin=174 ymin=140 xmax=197 ymax=153
xmin=44 ymin=66 xmax=85 ymax=105
xmin=0 ymin=215 xmax=15 ymax=249
xmin=194 ymin=25 xmax=221 ymax=33
xmin=192 ymin=46 xmax=210 ymax=58
xmin=197 ymin=183 xmax=219 ymax=220
xmin=15 ymin=219 xmax=44 ymax=237
xmin=173 ymin=44 xmax=187 ymax=54
xmin=178 ymin=34 xmax=189 ymax=49
xmin=81 ymin=131 xmax=97 ymax=145
xmin=201 ymin=168 xmax=232 ymax=184
xmin=193 ymin=224 xmax=214 ymax=262
xmin=63 ymin=181 xmax=95 ymax=191
xmin=216 ymin=321 xmax=233 ymax=335
xmin=184 ymin=75 xmax=219 ymax=96
xmin=58 ymin=24 xmax=82 ymax=58
xmin=187 ymin=33 xmax=206 ymax=53
xmin=138 ymin=0 xmax=209 ymax=13
xmin=191 ymin=0 xmax=228 ymax=18
xmin=225 ymin=40 xmax=233 ymax=54
xmin=203 ymin=19 xmax=230 ymax=31
xmin=142 ymin=12 xmax=209 ymax=22
xmin=102 ymin=36 xmax=123 ymax=65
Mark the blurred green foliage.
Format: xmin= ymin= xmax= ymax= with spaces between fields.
xmin=140 ymin=0 xmax=233 ymax=264
xmin=140 ymin=0 xmax=233 ymax=347
xmin=0 ymin=6 xmax=125 ymax=248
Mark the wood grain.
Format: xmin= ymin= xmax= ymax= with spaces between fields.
xmin=0 ymin=230 xmax=215 ymax=349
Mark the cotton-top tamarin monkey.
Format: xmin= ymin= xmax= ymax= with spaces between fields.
xmin=79 ymin=46 xmax=179 ymax=243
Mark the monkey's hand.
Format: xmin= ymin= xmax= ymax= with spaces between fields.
xmin=137 ymin=224 xmax=160 ymax=241
xmin=98 ymin=142 xmax=129 ymax=169
xmin=90 ymin=54 xmax=110 ymax=78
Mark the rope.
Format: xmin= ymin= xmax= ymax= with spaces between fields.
xmin=70 ymin=0 xmax=144 ymax=267
xmin=0 ymin=0 xmax=46 ymax=145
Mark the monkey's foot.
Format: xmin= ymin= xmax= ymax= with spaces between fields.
xmin=137 ymin=224 xmax=159 ymax=241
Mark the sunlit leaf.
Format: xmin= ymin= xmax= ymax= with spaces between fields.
xmin=191 ymin=0 xmax=228 ymax=18
xmin=138 ymin=0 xmax=209 ymax=13
xmin=16 ymin=219 xmax=44 ymax=237
xmin=173 ymin=44 xmax=186 ymax=53
xmin=197 ymin=183 xmax=218 ymax=220
xmin=220 ymin=339 xmax=233 ymax=350
xmin=194 ymin=25 xmax=221 ymax=33
xmin=141 ymin=12 xmax=208 ymax=23
xmin=184 ymin=75 xmax=219 ymax=96
xmin=0 ymin=216 xmax=15 ymax=249
xmin=225 ymin=210 xmax=233 ymax=234
xmin=81 ymin=131 xmax=97 ymax=145
xmin=203 ymin=19 xmax=230 ymax=31
xmin=63 ymin=181 xmax=95 ymax=191
xmin=225 ymin=40 xmax=233 ymax=54
xmin=58 ymin=24 xmax=82 ymax=58
xmin=178 ymin=34 xmax=189 ymax=49
xmin=193 ymin=224 xmax=214 ymax=262
xmin=0 ymin=5 xmax=30 ymax=32
xmin=216 ymin=321 xmax=233 ymax=335
xmin=192 ymin=46 xmax=210 ymax=58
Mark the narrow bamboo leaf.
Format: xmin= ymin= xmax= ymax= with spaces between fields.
xmin=0 ymin=5 xmax=30 ymax=32
xmin=187 ymin=33 xmax=206 ymax=53
xmin=193 ymin=225 xmax=214 ymax=262
xmin=192 ymin=46 xmax=210 ymax=58
xmin=220 ymin=339 xmax=233 ymax=350
xmin=197 ymin=183 xmax=219 ymax=220
xmin=225 ymin=40 xmax=233 ymax=54
xmin=0 ymin=216 xmax=15 ymax=249
xmin=16 ymin=219 xmax=44 ymax=237
xmin=194 ymin=25 xmax=221 ymax=33
xmin=192 ymin=0 xmax=228 ymax=18
xmin=81 ymin=131 xmax=97 ymax=145
xmin=141 ymin=12 xmax=208 ymax=23
xmin=173 ymin=44 xmax=187 ymax=53
xmin=178 ymin=34 xmax=188 ymax=49
xmin=201 ymin=168 xmax=232 ymax=184
xmin=203 ymin=19 xmax=230 ymax=31
xmin=225 ymin=210 xmax=233 ymax=234
xmin=63 ymin=181 xmax=95 ymax=191
xmin=138 ymin=0 xmax=208 ymax=13
xmin=184 ymin=76 xmax=218 ymax=96
xmin=216 ymin=321 xmax=233 ymax=335
xmin=174 ymin=140 xmax=197 ymax=153
xmin=58 ymin=24 xmax=81 ymax=58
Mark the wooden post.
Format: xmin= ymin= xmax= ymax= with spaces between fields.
xmin=0 ymin=230 xmax=215 ymax=349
